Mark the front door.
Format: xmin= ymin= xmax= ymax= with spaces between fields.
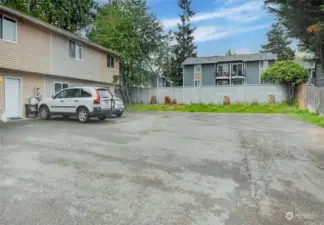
xmin=5 ymin=77 xmax=21 ymax=118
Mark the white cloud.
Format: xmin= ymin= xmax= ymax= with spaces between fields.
xmin=162 ymin=0 xmax=264 ymax=28
xmin=193 ymin=26 xmax=229 ymax=42
xmin=224 ymin=0 xmax=244 ymax=6
xmin=194 ymin=24 xmax=270 ymax=42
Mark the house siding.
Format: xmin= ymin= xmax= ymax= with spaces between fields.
xmin=0 ymin=13 xmax=51 ymax=74
xmin=245 ymin=61 xmax=260 ymax=84
xmin=0 ymin=69 xmax=44 ymax=116
xmin=100 ymin=53 xmax=119 ymax=84
xmin=184 ymin=62 xmax=261 ymax=86
xmin=183 ymin=65 xmax=194 ymax=86
xmin=51 ymin=33 xmax=101 ymax=81
xmin=0 ymin=11 xmax=118 ymax=84
xmin=202 ymin=64 xmax=215 ymax=86
xmin=44 ymin=75 xmax=113 ymax=98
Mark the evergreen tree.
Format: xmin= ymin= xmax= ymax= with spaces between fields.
xmin=225 ymin=49 xmax=236 ymax=56
xmin=171 ymin=0 xmax=197 ymax=86
xmin=261 ymin=23 xmax=295 ymax=60
xmin=264 ymin=1 xmax=324 ymax=62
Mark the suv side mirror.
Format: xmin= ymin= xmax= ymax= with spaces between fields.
xmin=51 ymin=95 xmax=54 ymax=99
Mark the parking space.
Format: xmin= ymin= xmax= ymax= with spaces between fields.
xmin=1 ymin=112 xmax=324 ymax=225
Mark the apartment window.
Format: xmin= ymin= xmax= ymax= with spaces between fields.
xmin=194 ymin=80 xmax=201 ymax=87
xmin=231 ymin=63 xmax=244 ymax=76
xmin=194 ymin=65 xmax=202 ymax=73
xmin=69 ymin=40 xmax=82 ymax=59
xmin=54 ymin=82 xmax=69 ymax=93
xmin=216 ymin=63 xmax=229 ymax=77
xmin=107 ymin=55 xmax=114 ymax=68
xmin=0 ymin=14 xmax=17 ymax=42
xmin=81 ymin=89 xmax=92 ymax=97
xmin=260 ymin=60 xmax=269 ymax=69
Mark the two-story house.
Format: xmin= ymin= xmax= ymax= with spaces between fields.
xmin=182 ymin=53 xmax=277 ymax=87
xmin=0 ymin=5 xmax=119 ymax=119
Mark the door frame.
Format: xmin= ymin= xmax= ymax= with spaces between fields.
xmin=5 ymin=76 xmax=23 ymax=118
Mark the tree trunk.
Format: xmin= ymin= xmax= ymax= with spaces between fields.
xmin=286 ymin=83 xmax=296 ymax=105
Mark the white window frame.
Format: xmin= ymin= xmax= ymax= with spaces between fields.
xmin=0 ymin=14 xmax=18 ymax=43
xmin=216 ymin=63 xmax=229 ymax=77
xmin=194 ymin=65 xmax=202 ymax=73
xmin=69 ymin=40 xmax=82 ymax=60
xmin=194 ymin=80 xmax=201 ymax=87
xmin=54 ymin=82 xmax=69 ymax=94
xmin=231 ymin=63 xmax=244 ymax=77
xmin=107 ymin=54 xmax=115 ymax=68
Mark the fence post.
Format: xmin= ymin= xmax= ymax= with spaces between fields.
xmin=244 ymin=85 xmax=247 ymax=102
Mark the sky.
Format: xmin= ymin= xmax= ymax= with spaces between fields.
xmin=97 ymin=0 xmax=303 ymax=57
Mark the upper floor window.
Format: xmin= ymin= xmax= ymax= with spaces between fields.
xmin=0 ymin=14 xmax=17 ymax=42
xmin=107 ymin=55 xmax=114 ymax=68
xmin=216 ymin=63 xmax=229 ymax=77
xmin=231 ymin=63 xmax=244 ymax=76
xmin=260 ymin=60 xmax=269 ymax=69
xmin=69 ymin=40 xmax=82 ymax=59
xmin=194 ymin=65 xmax=202 ymax=73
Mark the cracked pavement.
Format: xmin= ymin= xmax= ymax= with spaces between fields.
xmin=1 ymin=112 xmax=324 ymax=225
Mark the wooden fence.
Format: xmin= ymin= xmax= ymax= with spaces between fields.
xmin=297 ymin=84 xmax=324 ymax=116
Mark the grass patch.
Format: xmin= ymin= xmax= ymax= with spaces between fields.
xmin=144 ymin=129 xmax=161 ymax=133
xmin=129 ymin=103 xmax=324 ymax=128
xmin=283 ymin=109 xmax=324 ymax=128
xmin=131 ymin=103 xmax=292 ymax=114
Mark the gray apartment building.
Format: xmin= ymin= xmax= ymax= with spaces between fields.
xmin=182 ymin=53 xmax=277 ymax=87
xmin=182 ymin=53 xmax=317 ymax=87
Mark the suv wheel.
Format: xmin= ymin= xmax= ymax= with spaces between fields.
xmin=77 ymin=108 xmax=89 ymax=123
xmin=98 ymin=116 xmax=106 ymax=121
xmin=39 ymin=106 xmax=50 ymax=120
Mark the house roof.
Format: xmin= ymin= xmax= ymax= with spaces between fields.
xmin=182 ymin=53 xmax=277 ymax=65
xmin=0 ymin=5 xmax=120 ymax=56
xmin=294 ymin=60 xmax=315 ymax=69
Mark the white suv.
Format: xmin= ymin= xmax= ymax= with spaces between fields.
xmin=38 ymin=87 xmax=114 ymax=123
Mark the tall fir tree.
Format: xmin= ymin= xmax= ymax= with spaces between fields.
xmin=264 ymin=1 xmax=324 ymax=62
xmin=225 ymin=49 xmax=236 ymax=56
xmin=171 ymin=0 xmax=197 ymax=86
xmin=261 ymin=23 xmax=295 ymax=60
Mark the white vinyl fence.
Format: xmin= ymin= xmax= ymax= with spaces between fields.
xmin=131 ymin=85 xmax=288 ymax=104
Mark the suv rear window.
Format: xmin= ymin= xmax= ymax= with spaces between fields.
xmin=97 ymin=89 xmax=111 ymax=98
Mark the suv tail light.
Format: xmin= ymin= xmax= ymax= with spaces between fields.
xmin=93 ymin=89 xmax=101 ymax=104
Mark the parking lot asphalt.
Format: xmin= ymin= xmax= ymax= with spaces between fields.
xmin=1 ymin=112 xmax=324 ymax=225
